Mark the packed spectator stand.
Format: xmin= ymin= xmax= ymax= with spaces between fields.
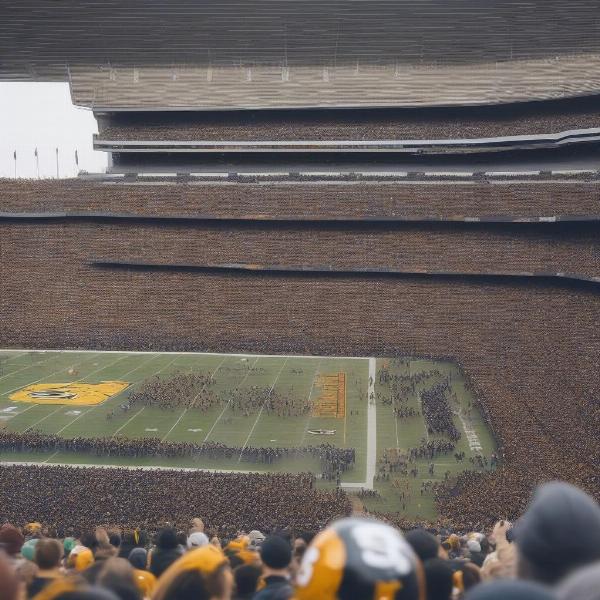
xmin=1 ymin=480 xmax=600 ymax=598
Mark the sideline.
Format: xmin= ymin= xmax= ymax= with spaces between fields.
xmin=0 ymin=460 xmax=268 ymax=475
xmin=341 ymin=357 xmax=377 ymax=490
xmin=0 ymin=348 xmax=370 ymax=362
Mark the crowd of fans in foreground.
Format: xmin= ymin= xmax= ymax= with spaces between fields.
xmin=1 ymin=480 xmax=600 ymax=599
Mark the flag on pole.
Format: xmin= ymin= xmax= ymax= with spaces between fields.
xmin=34 ymin=148 xmax=38 ymax=157
xmin=75 ymin=149 xmax=79 ymax=167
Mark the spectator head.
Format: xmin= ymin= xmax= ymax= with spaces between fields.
xmin=405 ymin=529 xmax=440 ymax=562
xmin=233 ymin=564 xmax=261 ymax=597
xmin=515 ymin=481 xmax=600 ymax=584
xmin=460 ymin=562 xmax=482 ymax=592
xmin=259 ymin=536 xmax=292 ymax=573
xmin=128 ymin=548 xmax=148 ymax=571
xmin=108 ymin=532 xmax=122 ymax=550
xmin=64 ymin=537 xmax=77 ymax=555
xmin=152 ymin=546 xmax=233 ymax=600
xmin=80 ymin=531 xmax=100 ymax=553
xmin=424 ymin=558 xmax=454 ymax=600
xmin=295 ymin=517 xmax=424 ymax=600
xmin=465 ymin=580 xmax=554 ymax=599
xmin=190 ymin=518 xmax=205 ymax=533
xmin=0 ymin=551 xmax=19 ymax=600
xmin=33 ymin=577 xmax=121 ymax=600
xmin=75 ymin=548 xmax=96 ymax=572
xmin=21 ymin=538 xmax=39 ymax=562
xmin=156 ymin=528 xmax=179 ymax=550
xmin=34 ymin=538 xmax=63 ymax=570
xmin=23 ymin=522 xmax=42 ymax=538
xmin=122 ymin=529 xmax=145 ymax=549
xmin=87 ymin=557 xmax=139 ymax=600
xmin=187 ymin=532 xmax=209 ymax=550
xmin=557 ymin=561 xmax=600 ymax=600
xmin=247 ymin=530 xmax=265 ymax=552
xmin=0 ymin=524 xmax=24 ymax=556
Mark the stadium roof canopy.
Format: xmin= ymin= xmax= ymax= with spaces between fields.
xmin=3 ymin=0 xmax=600 ymax=109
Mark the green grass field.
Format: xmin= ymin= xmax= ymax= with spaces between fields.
xmin=0 ymin=349 xmax=495 ymax=520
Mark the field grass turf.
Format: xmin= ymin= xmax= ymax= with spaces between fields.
xmin=0 ymin=350 xmax=495 ymax=520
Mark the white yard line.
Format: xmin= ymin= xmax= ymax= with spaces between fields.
xmin=454 ymin=409 xmax=483 ymax=453
xmin=13 ymin=356 xmax=127 ymax=433
xmin=299 ymin=360 xmax=322 ymax=446
xmin=238 ymin=357 xmax=289 ymax=461
xmin=23 ymin=406 xmax=65 ymax=432
xmin=161 ymin=408 xmax=189 ymax=442
xmin=43 ymin=450 xmax=60 ymax=464
xmin=112 ymin=407 xmax=146 ymax=436
xmin=419 ymin=390 xmax=430 ymax=442
xmin=0 ymin=353 xmax=101 ymax=397
xmin=0 ymin=353 xmax=56 ymax=381
xmin=54 ymin=354 xmax=162 ymax=436
xmin=55 ymin=408 xmax=94 ymax=435
xmin=204 ymin=356 xmax=260 ymax=442
xmin=10 ymin=404 xmax=37 ymax=418
xmin=162 ymin=355 xmax=229 ymax=442
xmin=73 ymin=354 xmax=130 ymax=383
xmin=110 ymin=355 xmax=182 ymax=437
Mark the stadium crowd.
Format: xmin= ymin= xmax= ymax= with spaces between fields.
xmin=3 ymin=178 xmax=600 ymax=221
xmin=1 ymin=480 xmax=600 ymax=599
xmin=421 ymin=384 xmax=461 ymax=442
xmin=127 ymin=374 xmax=312 ymax=417
xmin=128 ymin=373 xmax=219 ymax=412
xmin=0 ymin=432 xmax=355 ymax=476
xmin=99 ymin=97 xmax=600 ymax=142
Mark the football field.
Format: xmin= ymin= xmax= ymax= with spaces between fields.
xmin=0 ymin=349 xmax=496 ymax=520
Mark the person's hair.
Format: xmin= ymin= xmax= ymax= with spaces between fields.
xmin=34 ymin=538 xmax=63 ymax=570
xmin=156 ymin=528 xmax=178 ymax=550
xmin=424 ymin=558 xmax=454 ymax=600
xmin=155 ymin=563 xmax=230 ymax=600
xmin=461 ymin=562 xmax=481 ymax=590
xmin=89 ymin=557 xmax=140 ymax=600
xmin=108 ymin=532 xmax=121 ymax=549
xmin=234 ymin=564 xmax=261 ymax=596
xmin=296 ymin=531 xmax=316 ymax=546
xmin=79 ymin=531 xmax=99 ymax=552
xmin=405 ymin=529 xmax=440 ymax=562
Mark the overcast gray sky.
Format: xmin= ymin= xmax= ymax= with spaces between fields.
xmin=0 ymin=82 xmax=107 ymax=179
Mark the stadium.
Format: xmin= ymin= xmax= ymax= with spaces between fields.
xmin=1 ymin=2 xmax=600 ymax=599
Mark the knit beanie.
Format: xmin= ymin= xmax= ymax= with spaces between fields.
xmin=515 ymin=481 xmax=600 ymax=584
xmin=260 ymin=536 xmax=292 ymax=569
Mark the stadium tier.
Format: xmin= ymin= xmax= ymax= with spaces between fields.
xmin=2 ymin=194 xmax=600 ymax=527
xmin=0 ymin=466 xmax=349 ymax=536
xmin=97 ymin=99 xmax=600 ymax=142
xmin=3 ymin=1 xmax=600 ymax=107
xmin=6 ymin=220 xmax=600 ymax=282
xmin=2 ymin=178 xmax=600 ymax=222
